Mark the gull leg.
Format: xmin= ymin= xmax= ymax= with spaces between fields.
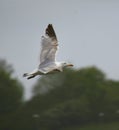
xmin=27 ymin=75 xmax=35 ymax=79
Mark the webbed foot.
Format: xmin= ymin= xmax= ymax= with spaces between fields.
xmin=23 ymin=73 xmax=28 ymax=77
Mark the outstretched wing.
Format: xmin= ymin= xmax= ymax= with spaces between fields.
xmin=40 ymin=24 xmax=58 ymax=64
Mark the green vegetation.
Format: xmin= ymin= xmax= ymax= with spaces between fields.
xmin=63 ymin=121 xmax=119 ymax=130
xmin=0 ymin=58 xmax=119 ymax=130
xmin=0 ymin=59 xmax=24 ymax=129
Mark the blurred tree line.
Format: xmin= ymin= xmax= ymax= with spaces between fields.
xmin=0 ymin=59 xmax=24 ymax=129
xmin=0 ymin=58 xmax=119 ymax=130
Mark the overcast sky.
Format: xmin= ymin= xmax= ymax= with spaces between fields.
xmin=1 ymin=0 xmax=119 ymax=99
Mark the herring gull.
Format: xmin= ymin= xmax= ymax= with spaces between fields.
xmin=23 ymin=24 xmax=73 ymax=79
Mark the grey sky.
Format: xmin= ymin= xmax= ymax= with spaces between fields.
xmin=0 ymin=0 xmax=119 ymax=99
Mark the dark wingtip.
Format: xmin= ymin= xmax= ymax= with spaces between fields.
xmin=45 ymin=24 xmax=57 ymax=39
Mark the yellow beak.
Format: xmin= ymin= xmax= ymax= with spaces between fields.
xmin=67 ymin=64 xmax=74 ymax=67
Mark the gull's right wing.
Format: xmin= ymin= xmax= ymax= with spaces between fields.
xmin=40 ymin=24 xmax=58 ymax=64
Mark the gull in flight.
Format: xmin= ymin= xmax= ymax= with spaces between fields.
xmin=23 ymin=24 xmax=73 ymax=79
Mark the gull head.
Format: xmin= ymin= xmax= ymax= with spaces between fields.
xmin=61 ymin=62 xmax=73 ymax=68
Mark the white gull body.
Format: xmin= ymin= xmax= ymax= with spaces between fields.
xmin=23 ymin=24 xmax=73 ymax=79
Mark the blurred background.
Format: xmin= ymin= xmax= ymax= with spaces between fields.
xmin=0 ymin=0 xmax=119 ymax=129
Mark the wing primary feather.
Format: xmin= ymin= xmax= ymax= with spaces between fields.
xmin=46 ymin=24 xmax=57 ymax=40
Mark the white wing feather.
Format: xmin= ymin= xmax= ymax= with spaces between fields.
xmin=39 ymin=24 xmax=58 ymax=64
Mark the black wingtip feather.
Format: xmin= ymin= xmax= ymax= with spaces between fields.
xmin=46 ymin=24 xmax=57 ymax=39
